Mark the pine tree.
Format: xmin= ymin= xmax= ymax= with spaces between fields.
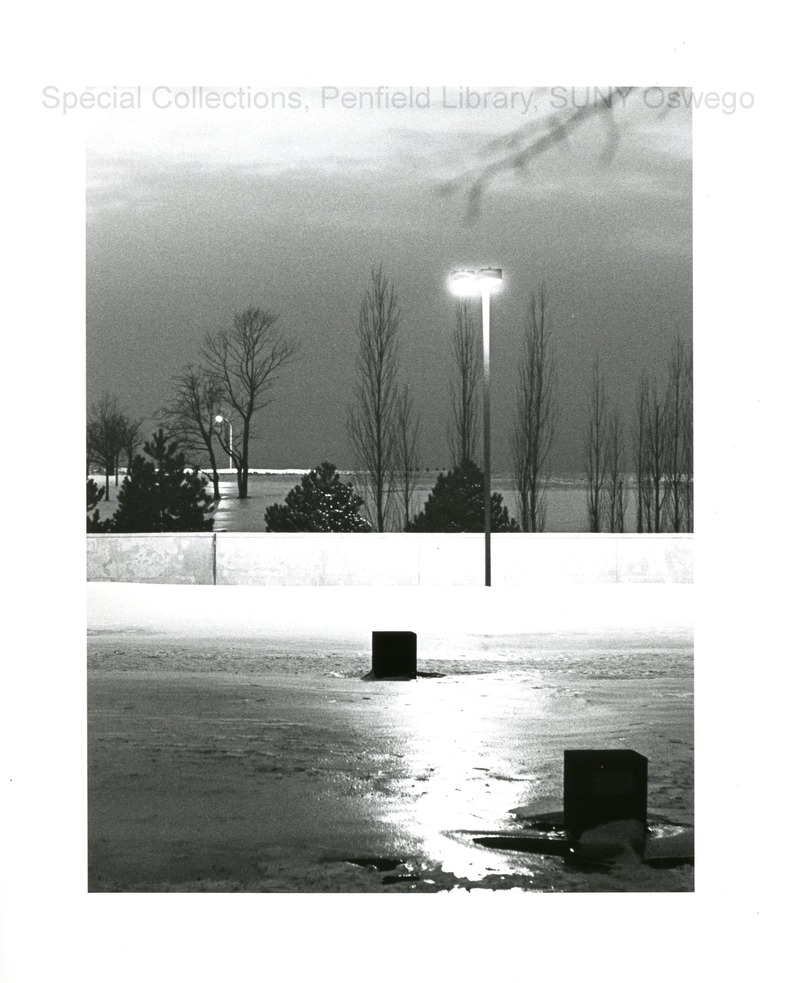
xmin=86 ymin=478 xmax=111 ymax=532
xmin=111 ymin=429 xmax=214 ymax=533
xmin=406 ymin=460 xmax=520 ymax=532
xmin=265 ymin=462 xmax=372 ymax=532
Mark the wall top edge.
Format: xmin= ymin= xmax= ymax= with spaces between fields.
xmin=86 ymin=532 xmax=694 ymax=541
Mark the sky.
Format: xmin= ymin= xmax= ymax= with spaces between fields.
xmin=86 ymin=85 xmax=692 ymax=473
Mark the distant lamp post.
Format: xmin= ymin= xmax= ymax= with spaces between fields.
xmin=214 ymin=414 xmax=234 ymax=472
xmin=448 ymin=268 xmax=503 ymax=587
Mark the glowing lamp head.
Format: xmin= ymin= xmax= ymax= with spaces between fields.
xmin=215 ymin=415 xmax=225 ymax=424
xmin=449 ymin=270 xmax=480 ymax=297
xmin=449 ymin=268 xmax=503 ymax=296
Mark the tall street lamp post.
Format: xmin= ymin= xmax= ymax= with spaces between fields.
xmin=449 ymin=268 xmax=503 ymax=587
xmin=214 ymin=414 xmax=234 ymax=472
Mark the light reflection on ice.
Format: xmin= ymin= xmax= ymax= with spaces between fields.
xmin=374 ymin=678 xmax=552 ymax=880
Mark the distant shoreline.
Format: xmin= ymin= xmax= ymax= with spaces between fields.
xmin=87 ymin=471 xmax=640 ymax=533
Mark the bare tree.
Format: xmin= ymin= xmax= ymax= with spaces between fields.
xmin=584 ymin=357 xmax=608 ymax=533
xmin=347 ymin=267 xmax=402 ymax=532
xmin=439 ymin=87 xmax=690 ymax=221
xmin=447 ymin=298 xmax=481 ymax=467
xmin=634 ymin=370 xmax=668 ymax=532
xmin=163 ymin=365 xmax=226 ymax=499
xmin=512 ymin=286 xmax=558 ymax=532
xmin=202 ymin=307 xmax=299 ymax=499
xmin=120 ymin=417 xmax=144 ymax=475
xmin=583 ymin=358 xmax=629 ymax=533
xmin=606 ymin=405 xmax=627 ymax=532
xmin=86 ymin=393 xmax=135 ymax=500
xmin=647 ymin=385 xmax=668 ymax=533
xmin=665 ymin=333 xmax=693 ymax=532
xmin=396 ymin=383 xmax=421 ymax=530
xmin=681 ymin=345 xmax=694 ymax=532
xmin=634 ymin=374 xmax=650 ymax=532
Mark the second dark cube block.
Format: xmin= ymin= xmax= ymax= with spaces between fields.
xmin=563 ymin=749 xmax=648 ymax=838
xmin=372 ymin=631 xmax=417 ymax=678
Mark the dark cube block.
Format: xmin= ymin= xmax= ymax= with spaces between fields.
xmin=563 ymin=750 xmax=648 ymax=838
xmin=372 ymin=631 xmax=417 ymax=678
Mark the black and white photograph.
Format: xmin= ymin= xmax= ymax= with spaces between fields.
xmin=84 ymin=84 xmax=693 ymax=546
xmin=82 ymin=84 xmax=696 ymax=895
xmin=5 ymin=4 xmax=789 ymax=979
xmin=87 ymin=585 xmax=693 ymax=892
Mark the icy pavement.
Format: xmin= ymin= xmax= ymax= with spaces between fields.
xmin=88 ymin=625 xmax=693 ymax=891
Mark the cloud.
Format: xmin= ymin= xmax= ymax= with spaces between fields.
xmin=86 ymin=94 xmax=691 ymax=472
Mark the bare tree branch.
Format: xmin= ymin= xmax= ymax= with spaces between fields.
xmin=441 ymin=87 xmax=637 ymax=221
xmin=447 ymin=298 xmax=481 ymax=468
xmin=606 ymin=406 xmax=627 ymax=533
xmin=86 ymin=393 xmax=141 ymax=500
xmin=162 ymin=365 xmax=226 ymax=499
xmin=201 ymin=307 xmax=299 ymax=498
xmin=396 ymin=383 xmax=421 ymax=530
xmin=584 ymin=356 xmax=608 ymax=533
xmin=346 ymin=267 xmax=402 ymax=532
xmin=512 ymin=286 xmax=558 ymax=532
xmin=664 ymin=333 xmax=693 ymax=531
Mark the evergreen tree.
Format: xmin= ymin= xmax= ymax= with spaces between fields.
xmin=111 ymin=429 xmax=215 ymax=533
xmin=87 ymin=478 xmax=111 ymax=532
xmin=406 ymin=459 xmax=520 ymax=532
xmin=265 ymin=462 xmax=372 ymax=532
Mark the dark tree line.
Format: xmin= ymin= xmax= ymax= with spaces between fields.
xmin=88 ymin=272 xmax=691 ymax=536
xmin=87 ymin=429 xmax=214 ymax=533
xmin=86 ymin=394 xmax=143 ymax=500
xmin=584 ymin=357 xmax=626 ymax=533
xmin=633 ymin=335 xmax=693 ymax=533
xmin=583 ymin=334 xmax=692 ymax=534
xmin=88 ymin=307 xmax=299 ymax=506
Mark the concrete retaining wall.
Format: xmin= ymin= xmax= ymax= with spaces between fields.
xmin=87 ymin=533 xmax=693 ymax=586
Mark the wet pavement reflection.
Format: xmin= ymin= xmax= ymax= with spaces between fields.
xmin=88 ymin=660 xmax=693 ymax=891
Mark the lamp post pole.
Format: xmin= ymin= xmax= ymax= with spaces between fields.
xmin=481 ymin=284 xmax=492 ymax=587
xmin=449 ymin=268 xmax=502 ymax=587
